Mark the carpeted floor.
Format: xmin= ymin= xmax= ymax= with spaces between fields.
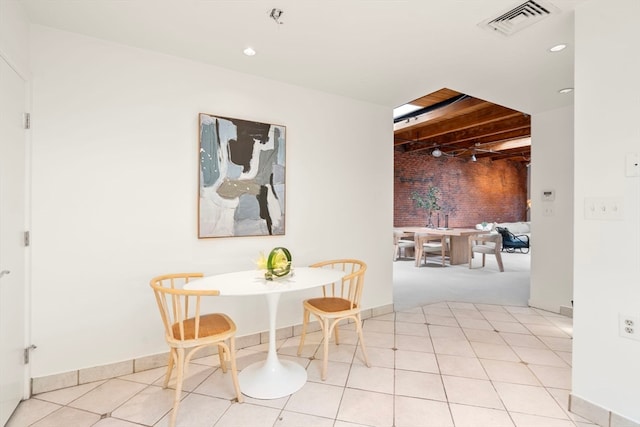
xmin=393 ymin=249 xmax=531 ymax=311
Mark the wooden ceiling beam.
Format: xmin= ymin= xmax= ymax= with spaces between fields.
xmin=393 ymin=97 xmax=488 ymax=133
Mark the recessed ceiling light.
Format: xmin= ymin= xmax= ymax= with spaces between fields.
xmin=243 ymin=47 xmax=256 ymax=56
xmin=549 ymin=43 xmax=567 ymax=52
xmin=558 ymin=88 xmax=573 ymax=94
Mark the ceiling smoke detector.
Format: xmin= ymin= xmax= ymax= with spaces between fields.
xmin=479 ymin=0 xmax=559 ymax=37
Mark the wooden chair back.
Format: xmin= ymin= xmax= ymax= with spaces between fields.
xmin=309 ymin=259 xmax=367 ymax=310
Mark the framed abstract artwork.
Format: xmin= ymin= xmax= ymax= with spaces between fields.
xmin=198 ymin=113 xmax=286 ymax=238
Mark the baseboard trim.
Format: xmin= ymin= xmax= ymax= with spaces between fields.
xmin=569 ymin=393 xmax=640 ymax=427
xmin=31 ymin=303 xmax=395 ymax=395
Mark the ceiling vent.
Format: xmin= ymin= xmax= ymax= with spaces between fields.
xmin=479 ymin=0 xmax=559 ymax=37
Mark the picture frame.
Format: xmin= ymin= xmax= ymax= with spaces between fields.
xmin=198 ymin=113 xmax=286 ymax=238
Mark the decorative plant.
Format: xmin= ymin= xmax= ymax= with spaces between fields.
xmin=257 ymin=247 xmax=292 ymax=280
xmin=411 ymin=187 xmax=441 ymax=228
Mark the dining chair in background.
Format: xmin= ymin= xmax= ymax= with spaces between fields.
xmin=297 ymin=259 xmax=370 ymax=380
xmin=150 ymin=273 xmax=243 ymax=427
xmin=414 ymin=232 xmax=448 ymax=267
xmin=469 ymin=233 xmax=504 ymax=272
xmin=393 ymin=229 xmax=414 ymax=261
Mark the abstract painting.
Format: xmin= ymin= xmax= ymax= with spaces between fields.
xmin=198 ymin=113 xmax=286 ymax=238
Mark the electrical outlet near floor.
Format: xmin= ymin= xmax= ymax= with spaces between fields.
xmin=619 ymin=314 xmax=640 ymax=341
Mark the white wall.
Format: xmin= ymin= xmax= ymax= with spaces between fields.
xmin=572 ymin=0 xmax=640 ymax=422
xmin=0 ymin=0 xmax=29 ymax=77
xmin=529 ymin=105 xmax=574 ymax=312
xmin=28 ymin=25 xmax=393 ymax=377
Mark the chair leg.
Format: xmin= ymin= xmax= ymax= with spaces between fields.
xmin=354 ymin=314 xmax=370 ymax=368
xmin=321 ymin=318 xmax=330 ymax=381
xmin=495 ymin=251 xmax=505 ymax=272
xmin=163 ymin=350 xmax=175 ymax=388
xmin=169 ymin=348 xmax=185 ymax=427
xmin=297 ymin=308 xmax=310 ymax=356
xmin=334 ymin=323 xmax=340 ymax=345
xmin=482 ymin=253 xmax=486 ymax=267
xmin=228 ymin=337 xmax=243 ymax=403
xmin=218 ymin=344 xmax=227 ymax=373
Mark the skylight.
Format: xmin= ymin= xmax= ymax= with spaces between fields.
xmin=393 ymin=104 xmax=422 ymax=119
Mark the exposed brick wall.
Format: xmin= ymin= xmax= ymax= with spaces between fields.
xmin=394 ymin=148 xmax=528 ymax=228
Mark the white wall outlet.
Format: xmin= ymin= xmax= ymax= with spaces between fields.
xmin=626 ymin=152 xmax=639 ymax=177
xmin=619 ymin=314 xmax=640 ymax=341
xmin=543 ymin=205 xmax=554 ymax=216
xmin=584 ymin=197 xmax=624 ymax=220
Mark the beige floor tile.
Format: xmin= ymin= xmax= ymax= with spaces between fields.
xmin=437 ymin=354 xmax=488 ymax=380
xmin=493 ymin=382 xmax=568 ymax=419
xmin=510 ymin=412 xmax=576 ymax=426
xmin=510 ymin=346 xmax=569 ymax=367
xmin=353 ymin=347 xmax=395 ymax=369
xmin=449 ymin=302 xmax=478 ymax=310
xmin=361 ymin=331 xmax=395 ymax=349
xmin=528 ymin=364 xmax=572 ymax=389
xmin=373 ymin=312 xmax=396 ymax=322
xmin=475 ymin=304 xmax=508 ymax=312
xmin=463 ymin=329 xmax=506 ymax=345
xmin=214 ymin=402 xmax=281 ymax=427
xmin=429 ymin=325 xmax=466 ymax=339
xmin=153 ymin=362 xmax=214 ymax=392
xmin=395 ymin=321 xmax=430 ymax=336
xmin=337 ymin=388 xmax=394 ymax=427
xmin=6 ymin=399 xmax=62 ymax=427
xmin=284 ymin=381 xmax=344 ymax=419
xmin=192 ymin=369 xmax=245 ymax=400
xmin=394 ymin=395 xmax=453 ymax=427
xmin=452 ymin=309 xmax=485 ymax=320
xmin=235 ymin=349 xmax=270 ymax=370
xmin=432 ymin=338 xmax=476 ymax=357
xmin=92 ymin=417 xmax=143 ymax=427
xmin=489 ymin=321 xmax=532 ymax=334
xmin=442 ymin=376 xmax=504 ymax=409
xmin=396 ymin=350 xmax=439 ymax=373
xmin=346 ymin=365 xmax=394 ymax=394
xmin=512 ymin=313 xmax=553 ymax=325
xmin=449 ymin=403 xmax=515 ymax=427
xmin=470 ymin=342 xmax=520 ymax=362
xmin=280 ymin=336 xmax=319 ymax=358
xmin=504 ymin=306 xmax=537 ymax=315
xmin=315 ymin=343 xmax=357 ymax=364
xmin=423 ymin=307 xmax=455 ymax=317
xmin=31 ymin=406 xmax=101 ymax=427
xmin=395 ymin=311 xmax=426 ymax=323
xmin=274 ymin=411 xmax=334 ymax=427
xmin=538 ymin=335 xmax=573 ymax=352
xmin=426 ymin=315 xmax=460 ymax=327
xmin=307 ymin=359 xmax=351 ymax=386
xmin=481 ymin=312 xmax=518 ymax=323
xmin=34 ymin=380 xmax=106 ymax=405
xmin=110 ymin=385 xmax=176 ymax=425
xmin=119 ymin=366 xmax=167 ymax=385
xmin=153 ymin=393 xmax=230 ymax=427
xmin=524 ymin=324 xmax=571 ymax=338
xmin=480 ymin=359 xmax=540 ymax=386
xmin=556 ymin=351 xmax=573 ymax=366
xmin=67 ymin=379 xmax=147 ymax=415
xmin=456 ymin=317 xmax=494 ymax=330
xmin=500 ymin=332 xmax=547 ymax=348
xmin=363 ymin=319 xmax=395 ymax=334
xmin=395 ymin=334 xmax=434 ymax=353
xmin=395 ymin=370 xmax=446 ymax=401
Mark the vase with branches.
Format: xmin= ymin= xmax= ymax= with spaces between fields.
xmin=411 ymin=186 xmax=441 ymax=228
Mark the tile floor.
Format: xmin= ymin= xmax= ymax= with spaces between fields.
xmin=8 ymin=302 xmax=592 ymax=427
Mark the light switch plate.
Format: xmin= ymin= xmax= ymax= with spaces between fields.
xmin=584 ymin=197 xmax=624 ymax=220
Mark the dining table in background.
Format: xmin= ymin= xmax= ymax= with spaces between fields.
xmin=400 ymin=227 xmax=481 ymax=265
xmin=184 ymin=266 xmax=345 ymax=399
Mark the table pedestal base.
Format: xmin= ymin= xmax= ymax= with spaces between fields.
xmin=238 ymin=359 xmax=307 ymax=399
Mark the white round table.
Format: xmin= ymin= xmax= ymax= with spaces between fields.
xmin=184 ymin=267 xmax=345 ymax=399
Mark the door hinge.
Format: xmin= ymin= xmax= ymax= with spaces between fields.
xmin=24 ymin=231 xmax=30 ymax=247
xmin=23 ymin=113 xmax=31 ymax=130
xmin=24 ymin=345 xmax=37 ymax=364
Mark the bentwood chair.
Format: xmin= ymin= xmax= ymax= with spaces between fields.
xmin=150 ymin=273 xmax=242 ymax=427
xmin=469 ymin=233 xmax=504 ymax=272
xmin=414 ymin=232 xmax=448 ymax=267
xmin=297 ymin=259 xmax=370 ymax=380
xmin=393 ymin=229 xmax=414 ymax=261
